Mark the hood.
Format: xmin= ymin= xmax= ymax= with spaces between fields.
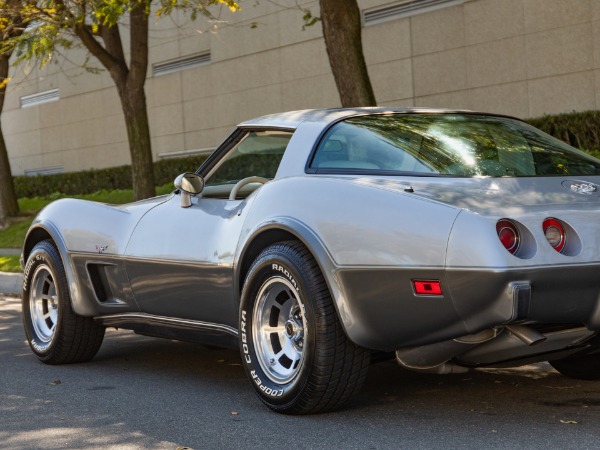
xmin=354 ymin=176 xmax=600 ymax=215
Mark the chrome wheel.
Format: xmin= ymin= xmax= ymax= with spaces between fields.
xmin=240 ymin=241 xmax=370 ymax=414
xmin=253 ymin=277 xmax=306 ymax=384
xmin=22 ymin=240 xmax=105 ymax=364
xmin=29 ymin=265 xmax=59 ymax=344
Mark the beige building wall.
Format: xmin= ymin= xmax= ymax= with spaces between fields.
xmin=4 ymin=0 xmax=600 ymax=175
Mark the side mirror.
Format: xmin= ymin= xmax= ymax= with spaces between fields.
xmin=174 ymin=173 xmax=204 ymax=208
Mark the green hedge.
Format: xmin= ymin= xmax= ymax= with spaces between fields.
xmin=526 ymin=110 xmax=600 ymax=159
xmin=13 ymin=110 xmax=600 ymax=198
xmin=14 ymin=155 xmax=207 ymax=198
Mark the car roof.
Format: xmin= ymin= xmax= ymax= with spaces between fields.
xmin=237 ymin=107 xmax=515 ymax=130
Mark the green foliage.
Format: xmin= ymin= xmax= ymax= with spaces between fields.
xmin=527 ymin=111 xmax=600 ymax=160
xmin=301 ymin=7 xmax=319 ymax=30
xmin=3 ymin=0 xmax=239 ymax=68
xmin=14 ymin=155 xmax=206 ymax=198
xmin=157 ymin=0 xmax=239 ymax=20
xmin=0 ymin=256 xmax=20 ymax=272
xmin=0 ymin=218 xmax=30 ymax=248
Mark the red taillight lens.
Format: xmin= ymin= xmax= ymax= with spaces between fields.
xmin=496 ymin=219 xmax=520 ymax=254
xmin=413 ymin=280 xmax=443 ymax=295
xmin=543 ymin=218 xmax=566 ymax=253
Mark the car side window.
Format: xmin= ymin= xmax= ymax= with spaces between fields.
xmin=202 ymin=130 xmax=293 ymax=198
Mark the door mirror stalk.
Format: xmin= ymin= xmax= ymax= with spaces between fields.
xmin=174 ymin=173 xmax=205 ymax=208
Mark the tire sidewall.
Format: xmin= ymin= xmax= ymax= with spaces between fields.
xmin=240 ymin=250 xmax=316 ymax=409
xmin=22 ymin=243 xmax=64 ymax=359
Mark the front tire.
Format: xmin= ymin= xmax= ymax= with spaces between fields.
xmin=239 ymin=241 xmax=370 ymax=414
xmin=22 ymin=240 xmax=105 ymax=364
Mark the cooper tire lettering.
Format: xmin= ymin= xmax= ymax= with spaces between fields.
xmin=239 ymin=241 xmax=370 ymax=414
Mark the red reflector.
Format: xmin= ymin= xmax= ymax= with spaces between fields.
xmin=496 ymin=219 xmax=520 ymax=255
xmin=413 ymin=280 xmax=443 ymax=296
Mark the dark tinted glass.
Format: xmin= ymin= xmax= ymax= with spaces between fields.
xmin=207 ymin=131 xmax=293 ymax=186
xmin=310 ymin=114 xmax=600 ymax=177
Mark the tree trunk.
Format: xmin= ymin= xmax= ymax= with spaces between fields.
xmin=319 ymin=0 xmax=376 ymax=107
xmin=75 ymin=2 xmax=156 ymax=201
xmin=117 ymin=83 xmax=156 ymax=200
xmin=0 ymin=53 xmax=19 ymax=223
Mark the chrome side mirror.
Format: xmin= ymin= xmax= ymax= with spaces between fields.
xmin=174 ymin=173 xmax=205 ymax=208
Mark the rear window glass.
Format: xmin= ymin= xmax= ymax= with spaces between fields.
xmin=309 ymin=114 xmax=600 ymax=177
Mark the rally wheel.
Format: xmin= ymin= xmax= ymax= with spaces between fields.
xmin=22 ymin=240 xmax=105 ymax=364
xmin=239 ymin=241 xmax=370 ymax=414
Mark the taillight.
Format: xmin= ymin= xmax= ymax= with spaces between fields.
xmin=496 ymin=219 xmax=520 ymax=254
xmin=543 ymin=218 xmax=566 ymax=253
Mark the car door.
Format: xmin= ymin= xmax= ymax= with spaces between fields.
xmin=124 ymin=129 xmax=294 ymax=328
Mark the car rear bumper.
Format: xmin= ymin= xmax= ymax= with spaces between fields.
xmin=335 ymin=263 xmax=600 ymax=351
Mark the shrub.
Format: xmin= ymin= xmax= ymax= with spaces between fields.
xmin=526 ymin=110 xmax=600 ymax=159
xmin=14 ymin=155 xmax=207 ymax=198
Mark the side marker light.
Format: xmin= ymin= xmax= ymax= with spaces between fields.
xmin=413 ymin=280 xmax=443 ymax=296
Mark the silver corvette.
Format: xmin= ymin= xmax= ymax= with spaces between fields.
xmin=21 ymin=108 xmax=600 ymax=414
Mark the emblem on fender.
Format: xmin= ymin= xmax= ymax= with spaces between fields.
xmin=570 ymin=182 xmax=597 ymax=195
xmin=95 ymin=245 xmax=108 ymax=254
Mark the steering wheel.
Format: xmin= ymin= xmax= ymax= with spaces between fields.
xmin=229 ymin=176 xmax=269 ymax=200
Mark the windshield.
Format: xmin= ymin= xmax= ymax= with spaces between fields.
xmin=309 ymin=114 xmax=600 ymax=177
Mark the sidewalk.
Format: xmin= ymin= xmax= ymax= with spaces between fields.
xmin=0 ymin=248 xmax=22 ymax=296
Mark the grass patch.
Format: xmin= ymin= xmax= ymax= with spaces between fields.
xmin=0 ymin=256 xmax=21 ymax=273
xmin=0 ymin=219 xmax=31 ymax=249
xmin=0 ymin=184 xmax=175 ymax=254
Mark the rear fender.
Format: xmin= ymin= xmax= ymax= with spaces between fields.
xmin=237 ymin=217 xmax=360 ymax=343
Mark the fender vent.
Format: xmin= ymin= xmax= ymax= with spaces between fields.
xmin=363 ymin=0 xmax=463 ymax=26
xmin=86 ymin=262 xmax=125 ymax=305
xmin=88 ymin=263 xmax=110 ymax=303
xmin=153 ymin=52 xmax=211 ymax=76
xmin=20 ymin=89 xmax=59 ymax=108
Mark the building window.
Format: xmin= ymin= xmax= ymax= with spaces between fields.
xmin=20 ymin=89 xmax=59 ymax=108
xmin=152 ymin=52 xmax=211 ymax=77
xmin=363 ymin=0 xmax=464 ymax=26
xmin=24 ymin=166 xmax=64 ymax=176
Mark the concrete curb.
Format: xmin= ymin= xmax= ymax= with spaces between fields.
xmin=0 ymin=271 xmax=23 ymax=297
xmin=0 ymin=248 xmax=20 ymax=256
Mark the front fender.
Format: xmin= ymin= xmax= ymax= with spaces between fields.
xmin=22 ymin=196 xmax=168 ymax=316
xmin=22 ymin=220 xmax=95 ymax=316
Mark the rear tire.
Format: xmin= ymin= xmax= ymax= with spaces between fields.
xmin=22 ymin=240 xmax=105 ymax=364
xmin=239 ymin=241 xmax=370 ymax=414
xmin=550 ymin=352 xmax=600 ymax=380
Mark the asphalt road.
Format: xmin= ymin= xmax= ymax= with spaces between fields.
xmin=2 ymin=295 xmax=600 ymax=450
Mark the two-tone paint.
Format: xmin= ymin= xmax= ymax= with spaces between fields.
xmin=21 ymin=108 xmax=600 ymax=367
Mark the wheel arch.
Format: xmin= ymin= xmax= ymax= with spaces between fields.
xmin=236 ymin=219 xmax=355 ymax=342
xmin=22 ymin=221 xmax=90 ymax=316
xmin=237 ymin=227 xmax=299 ymax=293
xmin=23 ymin=225 xmax=54 ymax=263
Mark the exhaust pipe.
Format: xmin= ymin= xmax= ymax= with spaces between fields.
xmin=504 ymin=324 xmax=547 ymax=346
xmin=395 ymin=328 xmax=497 ymax=370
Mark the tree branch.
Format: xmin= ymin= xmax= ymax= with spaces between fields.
xmin=74 ymin=22 xmax=125 ymax=79
xmin=100 ymin=23 xmax=127 ymax=69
